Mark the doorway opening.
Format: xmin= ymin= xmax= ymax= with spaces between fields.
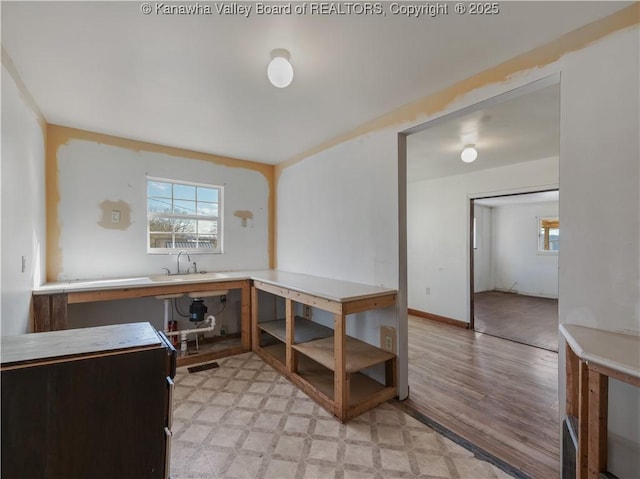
xmin=400 ymin=75 xmax=561 ymax=476
xmin=470 ymin=190 xmax=559 ymax=352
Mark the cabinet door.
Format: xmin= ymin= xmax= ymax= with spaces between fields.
xmin=2 ymin=347 xmax=169 ymax=479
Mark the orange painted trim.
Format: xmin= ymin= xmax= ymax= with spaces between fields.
xmin=45 ymin=124 xmax=275 ymax=280
xmin=275 ymin=4 xmax=639 ymax=177
xmin=45 ymin=126 xmax=63 ymax=281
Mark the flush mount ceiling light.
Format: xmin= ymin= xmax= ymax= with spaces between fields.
xmin=461 ymin=144 xmax=478 ymax=163
xmin=267 ymin=49 xmax=293 ymax=88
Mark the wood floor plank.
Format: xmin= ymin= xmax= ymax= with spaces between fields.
xmin=474 ymin=291 xmax=559 ymax=351
xmin=405 ymin=316 xmax=560 ymax=479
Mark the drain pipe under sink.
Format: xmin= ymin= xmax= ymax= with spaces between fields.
xmin=164 ymin=315 xmax=217 ymax=354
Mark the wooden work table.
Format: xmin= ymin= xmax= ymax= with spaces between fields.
xmin=561 ymin=324 xmax=640 ymax=479
xmin=251 ymin=274 xmax=397 ymax=422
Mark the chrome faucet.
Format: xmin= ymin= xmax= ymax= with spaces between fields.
xmin=176 ymin=250 xmax=190 ymax=275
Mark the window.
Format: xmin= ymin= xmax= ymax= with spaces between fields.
xmin=147 ymin=178 xmax=222 ymax=253
xmin=537 ymin=217 xmax=559 ymax=253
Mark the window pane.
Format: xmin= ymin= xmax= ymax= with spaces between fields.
xmin=195 ymin=235 xmax=217 ymax=249
xmin=197 ymin=187 xmax=218 ymax=203
xmin=149 ymin=216 xmax=177 ymax=233
xmin=148 ymin=181 xmax=171 ymax=198
xmin=149 ymin=232 xmax=173 ymax=248
xmin=197 ymin=220 xmax=217 ymax=235
xmin=148 ymin=198 xmax=172 ymax=214
xmin=174 ymin=184 xmax=196 ymax=201
xmin=173 ymin=233 xmax=198 ymax=249
xmin=173 ymin=200 xmax=197 ymax=215
xmin=175 ymin=218 xmax=196 ymax=233
xmin=197 ymin=202 xmax=218 ymax=216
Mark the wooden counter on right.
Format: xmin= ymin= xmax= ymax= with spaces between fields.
xmin=250 ymin=272 xmax=397 ymax=422
xmin=561 ymin=324 xmax=640 ymax=479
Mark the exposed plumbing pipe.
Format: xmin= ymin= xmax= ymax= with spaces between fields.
xmin=163 ymin=298 xmax=170 ymax=331
xmin=164 ymin=315 xmax=216 ymax=353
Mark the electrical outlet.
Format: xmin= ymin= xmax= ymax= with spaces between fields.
xmin=303 ymin=305 xmax=312 ymax=320
xmin=111 ymin=210 xmax=121 ymax=223
xmin=380 ymin=326 xmax=396 ymax=353
xmin=425 ymin=287 xmax=431 ymax=295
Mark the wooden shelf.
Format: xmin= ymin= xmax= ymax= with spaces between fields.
xmin=293 ymin=336 xmax=395 ymax=373
xmin=295 ymin=367 xmax=394 ymax=406
xmin=261 ymin=342 xmax=286 ymax=365
xmin=258 ymin=316 xmax=333 ymax=344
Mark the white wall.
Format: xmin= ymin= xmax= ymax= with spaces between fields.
xmin=277 ymin=131 xmax=399 ymax=350
xmin=473 ymin=204 xmax=493 ymax=292
xmin=558 ymin=26 xmax=639 ymax=478
xmin=277 ymin=132 xmax=398 ymax=287
xmin=492 ymin=202 xmax=559 ymax=298
xmin=407 ymin=157 xmax=559 ymax=322
xmin=1 ymin=63 xmax=46 ymax=336
xmin=55 ymin=139 xmax=270 ymax=280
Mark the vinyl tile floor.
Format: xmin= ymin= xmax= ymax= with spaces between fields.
xmin=170 ymin=352 xmax=513 ymax=479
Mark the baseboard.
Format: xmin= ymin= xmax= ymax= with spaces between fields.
xmin=408 ymin=309 xmax=469 ymax=329
xmin=491 ymin=288 xmax=558 ymax=300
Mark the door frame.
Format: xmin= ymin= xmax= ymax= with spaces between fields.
xmin=468 ymin=188 xmax=560 ymax=333
xmin=398 ymin=74 xmax=560 ymax=398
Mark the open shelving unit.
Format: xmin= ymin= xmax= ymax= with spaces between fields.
xmin=251 ymin=277 xmax=397 ymax=422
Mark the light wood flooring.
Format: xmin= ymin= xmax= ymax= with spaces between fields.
xmin=474 ymin=291 xmax=559 ymax=351
xmin=404 ymin=316 xmax=560 ymax=479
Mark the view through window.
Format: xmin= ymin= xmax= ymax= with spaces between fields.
xmin=147 ymin=178 xmax=222 ymax=253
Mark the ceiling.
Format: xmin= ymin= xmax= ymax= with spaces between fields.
xmin=407 ymin=83 xmax=560 ymax=182
xmin=1 ymin=2 xmax=630 ymax=165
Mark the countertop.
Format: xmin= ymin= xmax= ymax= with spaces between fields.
xmin=34 ymin=269 xmax=397 ymax=303
xmin=1 ymin=322 xmax=162 ymax=366
xmin=560 ymin=323 xmax=640 ymax=379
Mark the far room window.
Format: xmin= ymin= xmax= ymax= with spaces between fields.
xmin=537 ymin=217 xmax=559 ymax=253
xmin=147 ymin=177 xmax=223 ymax=253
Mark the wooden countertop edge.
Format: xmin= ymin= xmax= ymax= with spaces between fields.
xmin=560 ymin=323 xmax=640 ymax=380
xmin=33 ymin=270 xmax=398 ymax=304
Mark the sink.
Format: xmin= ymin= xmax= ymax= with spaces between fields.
xmin=148 ymin=272 xmax=222 ymax=282
xmin=70 ymin=277 xmax=149 ymax=285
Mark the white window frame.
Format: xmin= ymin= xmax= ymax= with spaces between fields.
xmin=146 ymin=176 xmax=223 ymax=254
xmin=537 ymin=216 xmax=559 ymax=254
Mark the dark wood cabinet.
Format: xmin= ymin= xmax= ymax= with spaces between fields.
xmin=1 ymin=322 xmax=176 ymax=479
